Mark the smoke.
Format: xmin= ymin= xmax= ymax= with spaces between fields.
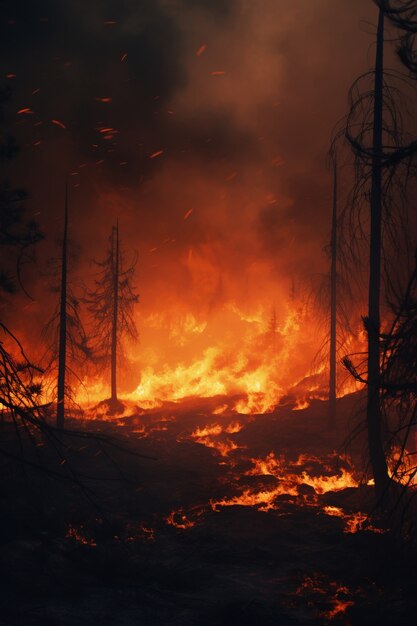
xmin=0 ymin=0 xmax=398 ymax=391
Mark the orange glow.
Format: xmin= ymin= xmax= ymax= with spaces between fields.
xmin=66 ymin=525 xmax=96 ymax=547
xmin=210 ymin=453 xmax=360 ymax=512
xmin=166 ymin=509 xmax=196 ymax=529
xmin=189 ymin=422 xmax=242 ymax=457
xmin=211 ymin=483 xmax=299 ymax=512
xmin=246 ymin=452 xmax=359 ymax=493
xmin=322 ymin=598 xmax=355 ymax=620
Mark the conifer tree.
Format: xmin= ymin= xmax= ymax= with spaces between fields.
xmin=85 ymin=222 xmax=138 ymax=414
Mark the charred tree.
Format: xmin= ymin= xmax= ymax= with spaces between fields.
xmin=338 ymin=2 xmax=417 ymax=499
xmin=85 ymin=222 xmax=138 ymax=415
xmin=329 ymin=157 xmax=338 ymax=420
xmin=110 ymin=222 xmax=119 ymax=409
xmin=43 ymin=183 xmax=91 ymax=428
xmin=366 ymin=7 xmax=390 ymax=497
xmin=56 ymin=183 xmax=68 ymax=429
xmin=377 ymin=1 xmax=417 ymax=77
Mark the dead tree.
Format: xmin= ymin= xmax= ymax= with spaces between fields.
xmin=56 ymin=183 xmax=69 ymax=429
xmin=377 ymin=0 xmax=417 ymax=71
xmin=338 ymin=2 xmax=417 ymax=499
xmin=85 ymin=222 xmax=138 ymax=414
xmin=366 ymin=6 xmax=390 ymax=498
xmin=43 ymin=183 xmax=91 ymax=428
xmin=329 ymin=155 xmax=338 ymax=419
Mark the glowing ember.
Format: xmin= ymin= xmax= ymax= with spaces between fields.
xmin=66 ymin=525 xmax=96 ymax=547
xmin=166 ymin=509 xmax=196 ymax=529
xmin=343 ymin=512 xmax=368 ymax=534
xmin=297 ymin=574 xmax=355 ymax=621
xmin=322 ymin=597 xmax=355 ymax=620
xmin=136 ymin=526 xmax=155 ymax=541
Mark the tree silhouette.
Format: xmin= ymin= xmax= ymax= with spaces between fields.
xmin=85 ymin=222 xmax=138 ymax=414
xmin=377 ymin=1 xmax=417 ymax=74
xmin=337 ymin=2 xmax=417 ymax=499
xmin=310 ymin=147 xmax=354 ymax=419
xmin=43 ymin=183 xmax=91 ymax=428
xmin=366 ymin=6 xmax=389 ymax=498
xmin=329 ymin=154 xmax=338 ymax=419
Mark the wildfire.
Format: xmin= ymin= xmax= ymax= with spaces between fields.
xmin=165 ymin=507 xmax=206 ymax=529
xmin=122 ymin=303 xmax=334 ymax=414
xmin=211 ymin=483 xmax=298 ymax=511
xmin=210 ymin=453 xmax=360 ymax=512
xmin=297 ymin=574 xmax=355 ymax=621
xmin=247 ymin=452 xmax=359 ymax=493
xmin=69 ymin=294 xmax=366 ymax=417
xmin=323 ymin=505 xmax=366 ymax=533
xmin=189 ymin=421 xmax=243 ymax=456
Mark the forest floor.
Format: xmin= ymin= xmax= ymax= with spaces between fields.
xmin=1 ymin=392 xmax=416 ymax=626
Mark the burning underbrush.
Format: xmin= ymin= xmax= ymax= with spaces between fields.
xmin=3 ymin=393 xmax=410 ymax=625
xmin=71 ymin=299 xmax=365 ymax=420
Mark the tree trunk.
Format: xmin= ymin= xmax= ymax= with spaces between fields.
xmin=57 ymin=182 xmax=68 ymax=429
xmin=329 ymin=158 xmax=338 ymax=420
xmin=110 ymin=221 xmax=119 ymax=409
xmin=367 ymin=7 xmax=390 ymax=498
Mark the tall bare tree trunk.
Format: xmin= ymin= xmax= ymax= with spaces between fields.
xmin=329 ymin=158 xmax=338 ymax=420
xmin=110 ymin=221 xmax=119 ymax=409
xmin=367 ymin=7 xmax=390 ymax=497
xmin=57 ymin=182 xmax=68 ymax=429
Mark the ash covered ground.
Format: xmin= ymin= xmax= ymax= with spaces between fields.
xmin=1 ymin=393 xmax=416 ymax=626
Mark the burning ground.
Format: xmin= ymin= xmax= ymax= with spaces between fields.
xmin=1 ymin=393 xmax=416 ymax=626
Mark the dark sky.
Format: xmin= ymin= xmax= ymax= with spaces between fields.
xmin=0 ymin=0 xmax=399 ymax=379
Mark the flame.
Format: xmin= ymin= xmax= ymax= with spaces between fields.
xmin=75 ymin=302 xmax=342 ymax=415
xmin=211 ymin=483 xmax=299 ymax=512
xmin=322 ymin=597 xmax=355 ymax=620
xmin=297 ymin=574 xmax=355 ymax=621
xmin=293 ymin=399 xmax=310 ymax=411
xmin=166 ymin=509 xmax=196 ymax=529
xmin=189 ymin=421 xmax=243 ymax=456
xmin=67 ymin=294 xmax=367 ymax=416
xmin=246 ymin=452 xmax=359 ymax=493
xmin=211 ymin=453 xmax=360 ymax=512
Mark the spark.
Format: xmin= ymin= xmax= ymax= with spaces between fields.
xmin=51 ymin=119 xmax=66 ymax=129
xmin=196 ymin=44 xmax=207 ymax=57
